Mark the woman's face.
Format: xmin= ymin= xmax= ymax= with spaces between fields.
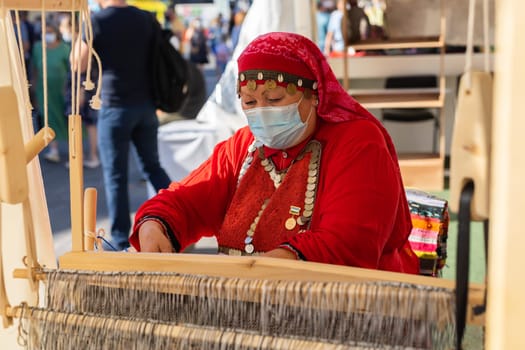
xmin=239 ymin=84 xmax=318 ymax=146
xmin=239 ymin=85 xmax=317 ymax=123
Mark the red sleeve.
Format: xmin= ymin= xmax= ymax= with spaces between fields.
xmin=130 ymin=127 xmax=254 ymax=251
xmin=286 ymin=120 xmax=418 ymax=273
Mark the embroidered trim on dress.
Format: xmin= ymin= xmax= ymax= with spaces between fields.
xmin=237 ymin=140 xmax=322 ymax=255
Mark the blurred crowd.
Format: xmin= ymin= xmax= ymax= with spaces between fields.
xmin=11 ymin=11 xmax=100 ymax=167
xmin=155 ymin=3 xmax=248 ymax=124
xmin=317 ymin=0 xmax=386 ymax=57
xmin=9 ymin=3 xmax=250 ymax=166
xmin=163 ymin=4 xmax=247 ymax=78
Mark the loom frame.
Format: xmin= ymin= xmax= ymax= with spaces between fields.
xmin=1 ymin=2 xmax=487 ymax=347
xmin=11 ymin=251 xmax=486 ymax=326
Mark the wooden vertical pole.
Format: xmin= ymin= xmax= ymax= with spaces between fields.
xmin=486 ymin=0 xmax=525 ymax=348
xmin=83 ymin=188 xmax=97 ymax=251
xmin=342 ymin=0 xmax=349 ymax=90
xmin=69 ymin=114 xmax=84 ymax=252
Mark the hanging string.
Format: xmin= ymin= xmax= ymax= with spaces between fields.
xmin=89 ymin=49 xmax=102 ymax=109
xmin=1 ymin=0 xmax=15 ymax=85
xmin=38 ymin=1 xmax=54 ymax=144
xmin=40 ymin=2 xmax=48 ymax=137
xmin=82 ymin=4 xmax=94 ymax=91
xmin=464 ymin=0 xmax=476 ymax=92
xmin=70 ymin=0 xmax=77 ymax=117
xmin=81 ymin=3 xmax=102 ymax=110
xmin=12 ymin=9 xmax=36 ymax=131
xmin=465 ymin=0 xmax=492 ymax=91
xmin=13 ymin=10 xmax=25 ymax=76
xmin=69 ymin=0 xmax=88 ymax=117
xmin=76 ymin=8 xmax=84 ymax=116
xmin=482 ymin=0 xmax=490 ymax=72
xmin=16 ymin=302 xmax=30 ymax=347
xmin=74 ymin=1 xmax=84 ymax=116
xmin=12 ymin=10 xmax=32 ymax=108
xmin=66 ymin=0 xmax=102 ymax=114
xmin=83 ymin=228 xmax=113 ymax=251
xmin=70 ymin=0 xmax=80 ymax=114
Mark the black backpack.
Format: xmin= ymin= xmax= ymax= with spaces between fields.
xmin=150 ymin=18 xmax=189 ymax=113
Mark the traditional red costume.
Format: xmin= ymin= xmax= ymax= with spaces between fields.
xmin=130 ymin=32 xmax=419 ymax=274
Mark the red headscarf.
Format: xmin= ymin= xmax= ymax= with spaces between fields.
xmin=237 ymin=31 xmax=400 ymax=163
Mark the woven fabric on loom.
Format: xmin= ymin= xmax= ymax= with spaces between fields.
xmin=19 ymin=269 xmax=456 ymax=349
xmin=406 ymin=189 xmax=449 ymax=277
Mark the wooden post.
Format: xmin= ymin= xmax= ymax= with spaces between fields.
xmin=486 ymin=0 xmax=525 ymax=348
xmin=83 ymin=188 xmax=97 ymax=251
xmin=68 ymin=114 xmax=84 ymax=252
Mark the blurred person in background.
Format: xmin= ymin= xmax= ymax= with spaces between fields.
xmin=164 ymin=4 xmax=185 ymax=51
xmin=363 ymin=0 xmax=386 ymax=40
xmin=71 ymin=0 xmax=171 ymax=250
xmin=316 ymin=0 xmax=337 ymax=51
xmin=323 ymin=0 xmax=345 ymax=56
xmin=214 ymin=32 xmax=232 ymax=79
xmin=229 ymin=10 xmax=246 ymax=51
xmin=344 ymin=0 xmax=371 ymax=44
xmin=11 ymin=11 xmax=35 ymax=79
xmin=208 ymin=13 xmax=227 ymax=56
xmin=59 ymin=13 xmax=100 ymax=168
xmin=186 ymin=18 xmax=209 ymax=71
xmin=31 ymin=22 xmax=70 ymax=163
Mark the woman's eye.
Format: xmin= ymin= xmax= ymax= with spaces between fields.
xmin=242 ymin=100 xmax=256 ymax=106
xmin=267 ymin=97 xmax=283 ymax=103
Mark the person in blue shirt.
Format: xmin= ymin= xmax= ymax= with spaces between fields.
xmin=323 ymin=0 xmax=345 ymax=56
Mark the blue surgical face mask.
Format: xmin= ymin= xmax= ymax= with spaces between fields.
xmin=244 ymin=97 xmax=312 ymax=149
xmin=62 ymin=32 xmax=72 ymax=43
xmin=45 ymin=33 xmax=56 ymax=44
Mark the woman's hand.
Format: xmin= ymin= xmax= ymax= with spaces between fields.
xmin=138 ymin=220 xmax=173 ymax=253
xmin=261 ymin=248 xmax=297 ymax=260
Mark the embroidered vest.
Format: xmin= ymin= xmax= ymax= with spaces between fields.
xmin=218 ymin=141 xmax=321 ymax=255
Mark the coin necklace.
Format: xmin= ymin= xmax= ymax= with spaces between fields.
xmin=237 ymin=140 xmax=259 ymax=187
xmin=283 ymin=140 xmax=321 ymax=230
xmin=240 ymin=140 xmax=321 ymax=254
xmin=243 ymin=146 xmax=287 ymax=254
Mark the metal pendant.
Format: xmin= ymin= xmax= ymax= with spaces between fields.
xmin=285 ymin=217 xmax=297 ymax=230
xmin=244 ymin=243 xmax=255 ymax=254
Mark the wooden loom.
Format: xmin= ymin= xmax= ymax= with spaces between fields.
xmin=0 ymin=1 xmax=487 ymax=349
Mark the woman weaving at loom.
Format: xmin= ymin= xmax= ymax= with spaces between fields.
xmin=131 ymin=32 xmax=419 ymax=274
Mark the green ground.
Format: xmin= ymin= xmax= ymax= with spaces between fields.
xmin=430 ymin=187 xmax=486 ymax=349
xmin=432 ymin=190 xmax=487 ymax=284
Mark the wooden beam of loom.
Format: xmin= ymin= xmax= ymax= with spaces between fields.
xmin=0 ymin=85 xmax=28 ymax=204
xmin=1 ymin=0 xmax=84 ymax=11
xmin=6 ymin=307 xmax=359 ymax=350
xmin=51 ymin=251 xmax=486 ymax=325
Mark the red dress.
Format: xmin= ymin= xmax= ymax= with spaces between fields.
xmin=130 ymin=118 xmax=419 ymax=274
xmin=131 ymin=32 xmax=419 ymax=274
